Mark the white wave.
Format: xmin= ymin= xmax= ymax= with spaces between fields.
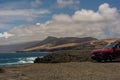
xmin=0 ymin=62 xmax=25 ymax=66
xmin=18 ymin=57 xmax=37 ymax=64
xmin=0 ymin=57 xmax=39 ymax=66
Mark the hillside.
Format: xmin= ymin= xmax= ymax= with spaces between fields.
xmin=22 ymin=36 xmax=97 ymax=52
xmin=22 ymin=37 xmax=120 ymax=52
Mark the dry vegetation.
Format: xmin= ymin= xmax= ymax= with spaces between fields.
xmin=34 ymin=50 xmax=92 ymax=63
xmin=23 ymin=43 xmax=80 ymax=52
xmin=0 ymin=62 xmax=120 ymax=80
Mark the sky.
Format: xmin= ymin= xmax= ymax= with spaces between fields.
xmin=0 ymin=0 xmax=120 ymax=45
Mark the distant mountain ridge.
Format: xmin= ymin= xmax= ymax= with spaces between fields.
xmin=22 ymin=37 xmax=120 ymax=52
xmin=0 ymin=36 xmax=97 ymax=53
xmin=0 ymin=36 xmax=119 ymax=53
xmin=31 ymin=36 xmax=97 ymax=46
xmin=21 ymin=36 xmax=97 ymax=52
xmin=0 ymin=41 xmax=40 ymax=53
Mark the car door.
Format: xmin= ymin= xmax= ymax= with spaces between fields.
xmin=115 ymin=44 xmax=120 ymax=56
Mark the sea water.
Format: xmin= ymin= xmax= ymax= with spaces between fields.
xmin=0 ymin=52 xmax=49 ymax=66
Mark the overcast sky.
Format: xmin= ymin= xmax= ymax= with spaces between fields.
xmin=0 ymin=0 xmax=120 ymax=45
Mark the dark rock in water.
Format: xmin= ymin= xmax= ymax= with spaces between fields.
xmin=34 ymin=57 xmax=43 ymax=63
xmin=0 ymin=68 xmax=5 ymax=73
xmin=34 ymin=50 xmax=92 ymax=63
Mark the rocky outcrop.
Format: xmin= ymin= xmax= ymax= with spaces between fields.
xmin=0 ymin=68 xmax=5 ymax=73
xmin=34 ymin=50 xmax=92 ymax=63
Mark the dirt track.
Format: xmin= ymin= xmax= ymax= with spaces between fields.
xmin=0 ymin=62 xmax=120 ymax=80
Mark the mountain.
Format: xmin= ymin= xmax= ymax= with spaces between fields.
xmin=0 ymin=36 xmax=119 ymax=53
xmin=0 ymin=36 xmax=97 ymax=53
xmin=22 ymin=37 xmax=120 ymax=52
xmin=22 ymin=36 xmax=97 ymax=52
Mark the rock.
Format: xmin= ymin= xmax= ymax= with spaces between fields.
xmin=34 ymin=50 xmax=92 ymax=63
xmin=34 ymin=57 xmax=41 ymax=63
xmin=0 ymin=68 xmax=5 ymax=73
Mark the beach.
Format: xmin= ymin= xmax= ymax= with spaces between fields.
xmin=0 ymin=62 xmax=120 ymax=80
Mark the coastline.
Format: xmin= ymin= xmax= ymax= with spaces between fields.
xmin=0 ymin=62 xmax=120 ymax=80
xmin=0 ymin=52 xmax=49 ymax=66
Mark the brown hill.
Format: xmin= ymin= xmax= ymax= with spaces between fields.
xmin=22 ymin=37 xmax=120 ymax=52
xmin=22 ymin=36 xmax=97 ymax=52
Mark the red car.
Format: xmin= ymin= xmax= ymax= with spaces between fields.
xmin=91 ymin=41 xmax=120 ymax=62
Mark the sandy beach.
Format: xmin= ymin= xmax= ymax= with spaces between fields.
xmin=0 ymin=62 xmax=120 ymax=80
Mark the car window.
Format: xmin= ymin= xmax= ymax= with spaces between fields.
xmin=105 ymin=43 xmax=117 ymax=48
xmin=116 ymin=44 xmax=120 ymax=48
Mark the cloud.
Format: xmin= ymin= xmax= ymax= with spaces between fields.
xmin=31 ymin=0 xmax=41 ymax=7
xmin=36 ymin=23 xmax=41 ymax=26
xmin=26 ymin=17 xmax=35 ymax=22
xmin=57 ymin=0 xmax=80 ymax=8
xmin=0 ymin=9 xmax=50 ymax=23
xmin=0 ymin=3 xmax=120 ymax=45
xmin=0 ymin=9 xmax=50 ymax=31
xmin=98 ymin=3 xmax=119 ymax=20
xmin=0 ymin=32 xmax=14 ymax=39
xmin=53 ymin=14 xmax=72 ymax=22
xmin=72 ymin=9 xmax=103 ymax=22
xmin=0 ymin=9 xmax=50 ymax=16
xmin=36 ymin=21 xmax=53 ymax=27
xmin=0 ymin=23 xmax=16 ymax=32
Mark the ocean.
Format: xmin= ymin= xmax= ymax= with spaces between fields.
xmin=0 ymin=52 xmax=49 ymax=66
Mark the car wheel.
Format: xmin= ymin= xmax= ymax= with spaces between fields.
xmin=96 ymin=58 xmax=102 ymax=62
xmin=104 ymin=53 xmax=112 ymax=62
xmin=108 ymin=54 xmax=112 ymax=61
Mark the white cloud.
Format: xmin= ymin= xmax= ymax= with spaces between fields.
xmin=0 ymin=9 xmax=50 ymax=16
xmin=0 ymin=32 xmax=14 ymax=39
xmin=99 ymin=3 xmax=119 ymax=20
xmin=0 ymin=9 xmax=50 ymax=22
xmin=0 ymin=3 xmax=120 ymax=45
xmin=0 ymin=9 xmax=50 ymax=23
xmin=0 ymin=9 xmax=50 ymax=30
xmin=57 ymin=0 xmax=80 ymax=8
xmin=53 ymin=14 xmax=72 ymax=22
xmin=72 ymin=9 xmax=103 ymax=22
xmin=36 ymin=23 xmax=41 ymax=26
xmin=36 ymin=21 xmax=52 ymax=26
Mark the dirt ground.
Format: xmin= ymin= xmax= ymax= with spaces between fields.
xmin=0 ymin=62 xmax=120 ymax=80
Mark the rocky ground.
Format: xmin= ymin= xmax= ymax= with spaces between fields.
xmin=34 ymin=50 xmax=92 ymax=63
xmin=0 ymin=62 xmax=120 ymax=80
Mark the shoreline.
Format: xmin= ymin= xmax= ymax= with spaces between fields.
xmin=0 ymin=63 xmax=33 ymax=67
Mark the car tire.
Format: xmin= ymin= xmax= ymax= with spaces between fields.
xmin=104 ymin=53 xmax=112 ymax=62
xmin=108 ymin=54 xmax=112 ymax=62
xmin=96 ymin=58 xmax=102 ymax=62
